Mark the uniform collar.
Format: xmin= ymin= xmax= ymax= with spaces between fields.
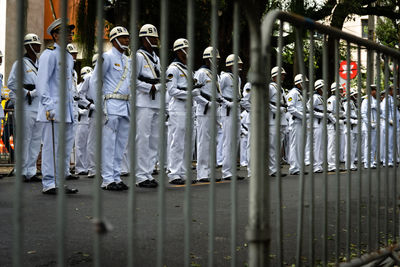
xmin=112 ymin=46 xmax=124 ymax=58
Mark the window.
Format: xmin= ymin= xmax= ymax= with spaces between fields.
xmin=361 ymin=19 xmax=368 ymax=38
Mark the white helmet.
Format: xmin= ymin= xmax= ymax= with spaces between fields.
xmin=314 ymin=79 xmax=324 ymax=90
xmin=226 ymin=54 xmax=243 ymax=67
xmin=67 ymin=43 xmax=78 ymax=54
xmin=271 ymin=66 xmax=286 ymax=78
xmin=109 ymin=26 xmax=130 ymax=41
xmin=350 ymin=89 xmax=358 ymax=97
xmin=92 ymin=54 xmax=98 ymax=66
xmin=173 ymin=38 xmax=189 ymax=52
xmin=139 ymin=24 xmax=158 ymax=38
xmin=294 ymin=74 xmax=308 ymax=85
xmin=24 ymin=33 xmax=41 ymax=45
xmin=330 ymin=82 xmax=343 ymax=92
xmin=80 ymin=66 xmax=93 ymax=77
xmin=203 ymin=46 xmax=220 ymax=59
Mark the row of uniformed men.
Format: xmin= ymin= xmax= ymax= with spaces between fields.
xmin=5 ymin=18 xmax=250 ymax=193
xmin=267 ymin=67 xmax=400 ymax=176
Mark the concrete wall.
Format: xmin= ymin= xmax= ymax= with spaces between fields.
xmin=4 ymin=0 xmax=44 ymax=81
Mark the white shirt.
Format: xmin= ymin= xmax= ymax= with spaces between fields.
xmin=166 ymin=61 xmax=189 ymax=113
xmin=269 ymin=81 xmax=287 ymax=126
xmin=361 ymin=96 xmax=377 ymax=131
xmin=193 ymin=66 xmax=220 ymax=116
xmin=286 ymin=87 xmax=305 ymax=125
xmin=220 ymin=71 xmax=241 ymax=117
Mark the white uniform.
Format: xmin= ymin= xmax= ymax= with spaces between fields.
xmin=194 ymin=66 xmax=219 ymax=180
xmin=327 ymin=95 xmax=341 ymax=171
xmin=380 ymin=95 xmax=395 ymax=166
xmin=91 ymin=47 xmax=131 ymax=187
xmin=220 ymin=71 xmax=241 ymax=179
xmin=286 ymin=87 xmax=307 ymax=174
xmin=240 ymin=110 xmax=249 ymax=167
xmin=241 ymin=82 xmax=251 ymax=177
xmin=135 ymin=48 xmax=161 ymax=184
xmin=307 ymin=92 xmax=324 ymax=172
xmin=361 ymin=96 xmax=378 ymax=168
xmin=66 ymin=69 xmax=79 ymax=175
xmin=36 ymin=43 xmax=75 ymax=191
xmin=268 ymin=81 xmax=287 ymax=175
xmin=8 ymin=57 xmax=43 ymax=179
xmin=343 ymin=97 xmax=358 ymax=169
xmin=166 ymin=60 xmax=191 ymax=182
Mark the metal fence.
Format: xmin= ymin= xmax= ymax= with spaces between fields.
xmin=8 ymin=0 xmax=400 ymax=267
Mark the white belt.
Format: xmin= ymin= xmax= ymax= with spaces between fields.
xmin=104 ymin=94 xmax=130 ymax=101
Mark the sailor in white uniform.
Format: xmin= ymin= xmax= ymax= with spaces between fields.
xmin=361 ymin=84 xmax=378 ymax=169
xmin=343 ymin=89 xmax=359 ymax=170
xmin=36 ymin=18 xmax=78 ymax=194
xmin=8 ymin=33 xmax=43 ymax=182
xmin=380 ymin=85 xmax=395 ymax=167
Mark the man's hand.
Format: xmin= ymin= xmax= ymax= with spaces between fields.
xmin=46 ymin=110 xmax=55 ymax=121
xmin=30 ymin=89 xmax=37 ymax=98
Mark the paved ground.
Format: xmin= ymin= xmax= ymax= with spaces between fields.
xmin=0 ymin=165 xmax=398 ymax=266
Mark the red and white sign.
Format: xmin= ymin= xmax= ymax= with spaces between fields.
xmin=339 ymin=61 xmax=358 ymax=80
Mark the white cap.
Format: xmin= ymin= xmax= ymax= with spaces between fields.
xmin=294 ymin=74 xmax=308 ymax=85
xmin=80 ymin=66 xmax=93 ymax=77
xmin=24 ymin=33 xmax=41 ymax=45
xmin=139 ymin=24 xmax=158 ymax=38
xmin=314 ymin=79 xmax=324 ymax=90
xmin=226 ymin=54 xmax=243 ymax=67
xmin=370 ymin=84 xmax=377 ymax=90
xmin=350 ymin=89 xmax=358 ymax=96
xmin=271 ymin=66 xmax=286 ymax=78
xmin=330 ymin=82 xmax=343 ymax=92
xmin=47 ymin=18 xmax=75 ymax=35
xmin=109 ymin=26 xmax=129 ymax=42
xmin=66 ymin=44 xmax=78 ymax=54
xmin=203 ymin=46 xmax=220 ymax=59
xmin=92 ymin=54 xmax=98 ymax=66
xmin=173 ymin=38 xmax=189 ymax=52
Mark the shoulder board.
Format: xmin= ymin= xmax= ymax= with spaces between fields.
xmin=47 ymin=45 xmax=56 ymax=50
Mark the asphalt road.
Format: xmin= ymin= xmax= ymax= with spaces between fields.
xmin=0 ymin=165 xmax=398 ymax=266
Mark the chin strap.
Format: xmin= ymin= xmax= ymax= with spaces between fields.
xmin=146 ymin=37 xmax=158 ymax=48
xmin=115 ymin=38 xmax=129 ymax=51
xmin=29 ymin=44 xmax=40 ymax=60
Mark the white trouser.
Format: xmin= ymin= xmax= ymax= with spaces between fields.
xmin=240 ymin=134 xmax=248 ymax=166
xmin=381 ymin=125 xmax=394 ymax=165
xmin=196 ymin=115 xmax=211 ymax=180
xmin=313 ymin=122 xmax=323 ymax=172
xmin=288 ymin=122 xmax=303 ymax=174
xmin=21 ymin=110 xmax=43 ymax=178
xmin=101 ymin=115 xmax=130 ymax=187
xmin=246 ymin=127 xmax=251 ymax=177
xmin=344 ymin=128 xmax=357 ymax=169
xmin=304 ymin=125 xmax=311 ymax=166
xmin=363 ymin=129 xmax=377 ymax=168
xmin=167 ymin=121 xmax=172 ymax=171
xmin=65 ymin=123 xmax=76 ymax=175
xmin=168 ymin=112 xmax=187 ymax=181
xmin=74 ymin=122 xmax=89 ymax=173
xmin=327 ymin=125 xmax=336 ymax=171
xmin=268 ymin=123 xmax=278 ymax=175
xmin=135 ymin=107 xmax=159 ymax=183
xmin=86 ymin=115 xmax=96 ymax=175
xmin=340 ymin=127 xmax=345 ymax=162
xmin=216 ymin=122 xmax=223 ymax=166
xmin=41 ymin=122 xmax=74 ymax=191
xmin=121 ymin=142 xmax=130 ymax=174
xmin=221 ymin=114 xmax=239 ymax=178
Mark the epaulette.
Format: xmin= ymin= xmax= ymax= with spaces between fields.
xmin=47 ymin=45 xmax=56 ymax=50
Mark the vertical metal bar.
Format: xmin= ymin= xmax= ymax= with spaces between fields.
xmin=392 ymin=60 xmax=398 ymax=242
xmin=275 ymin=20 xmax=284 ymax=267
xmin=307 ymin=31 xmax=315 ymax=266
xmin=322 ymin=34 xmax=329 ymax=266
xmin=57 ymin=0 xmax=68 ymax=265
xmin=334 ymin=39 xmax=340 ymax=264
xmin=356 ymin=46 xmax=362 ymax=257
xmin=93 ymin=0 xmax=104 ymax=265
xmin=157 ymin=0 xmax=169 ymax=266
xmin=208 ymin=0 xmax=218 ymax=266
xmin=12 ymin=0 xmax=25 ymax=265
xmin=375 ymin=52 xmax=381 ymax=250
xmin=127 ymin=0 xmax=138 ymax=266
xmin=383 ymin=57 xmax=389 ymax=246
xmin=230 ymin=2 xmax=240 ymax=266
xmin=184 ymin=0 xmax=195 ymax=266
xmin=345 ymin=42 xmax=351 ymax=261
xmin=366 ymin=48 xmax=372 ymax=252
xmin=295 ymin=27 xmax=308 ymax=267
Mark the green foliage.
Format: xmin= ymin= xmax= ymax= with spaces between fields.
xmin=376 ymin=18 xmax=399 ymax=48
xmin=76 ymin=0 xmax=97 ymax=67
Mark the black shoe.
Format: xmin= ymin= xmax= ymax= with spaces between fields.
xmin=77 ymin=171 xmax=88 ymax=175
xmin=121 ymin=172 xmax=130 ymax=177
xmin=197 ymin=178 xmax=210 ymax=183
xmin=223 ymin=176 xmax=232 ymax=180
xmin=117 ymin=181 xmax=129 ymax=190
xmin=42 ymin=188 xmax=57 ymax=195
xmin=102 ymin=182 xmax=122 ymax=191
xmin=270 ymin=173 xmax=286 ymax=178
xmin=191 ymin=180 xmax=197 ymax=184
xmin=290 ymin=171 xmax=300 ymax=175
xmin=137 ymin=180 xmax=157 ymax=188
xmin=87 ymin=173 xmax=95 ymax=178
xmin=152 ymin=169 xmax=159 ymax=175
xmin=22 ymin=175 xmax=29 ymax=182
xmin=215 ymin=178 xmax=222 ymax=182
xmin=29 ymin=175 xmax=42 ymax=182
xmin=66 ymin=174 xmax=79 ymax=180
xmin=64 ymin=186 xmax=79 ymax=194
xmin=150 ymin=180 xmax=158 ymax=187
xmin=169 ymin=178 xmax=186 ymax=185
xmin=314 ymin=170 xmax=323 ymax=174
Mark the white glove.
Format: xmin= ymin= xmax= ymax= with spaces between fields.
xmin=89 ymin=103 xmax=95 ymax=111
xmin=371 ymin=122 xmax=376 ymax=129
xmin=192 ymin=89 xmax=200 ymax=97
xmin=78 ymin=109 xmax=88 ymax=115
xmin=226 ymin=101 xmax=234 ymax=108
xmin=30 ymin=89 xmax=37 ymax=98
xmin=46 ymin=109 xmax=55 ymax=120
xmin=390 ymin=119 xmax=394 ymax=126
